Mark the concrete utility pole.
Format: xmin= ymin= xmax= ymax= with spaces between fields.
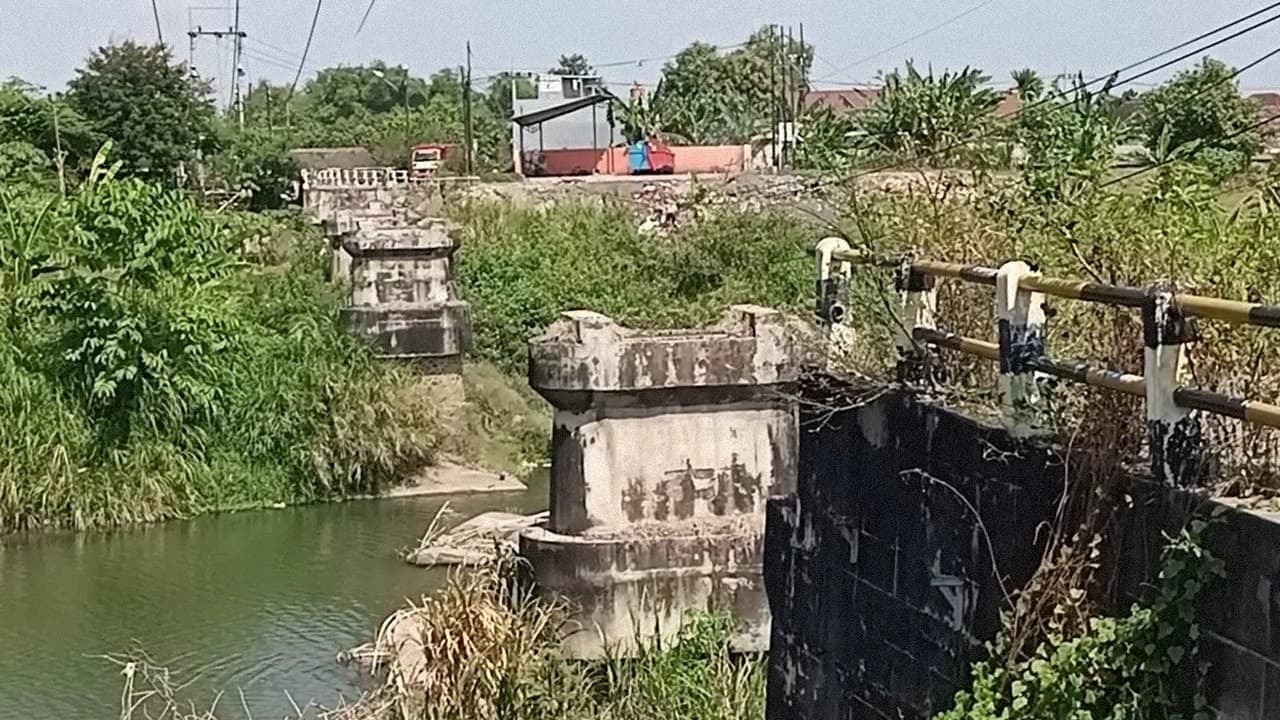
xmin=187 ymin=24 xmax=247 ymax=116
xmin=232 ymin=0 xmax=244 ymax=128
xmin=769 ymin=25 xmax=779 ymax=171
xmin=463 ymin=42 xmax=474 ymax=176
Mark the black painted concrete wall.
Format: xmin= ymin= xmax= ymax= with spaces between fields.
xmin=765 ymin=384 xmax=1280 ymax=719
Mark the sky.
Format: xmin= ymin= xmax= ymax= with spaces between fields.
xmin=6 ymin=0 xmax=1280 ymax=103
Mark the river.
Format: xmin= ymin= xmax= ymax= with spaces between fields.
xmin=0 ymin=474 xmax=547 ymax=720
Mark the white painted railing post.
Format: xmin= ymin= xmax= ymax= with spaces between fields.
xmin=995 ymin=261 xmax=1047 ymax=437
xmin=1143 ymin=284 xmax=1202 ymax=485
xmin=814 ymin=237 xmax=855 ymax=358
xmin=895 ymin=258 xmax=938 ymax=383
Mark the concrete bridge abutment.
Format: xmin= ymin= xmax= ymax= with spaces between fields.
xmin=520 ymin=305 xmax=801 ymax=658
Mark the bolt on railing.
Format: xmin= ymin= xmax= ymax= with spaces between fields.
xmin=814 ymin=239 xmax=1280 ymax=486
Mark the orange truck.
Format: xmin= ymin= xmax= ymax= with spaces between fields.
xmin=410 ymin=143 xmax=456 ymax=177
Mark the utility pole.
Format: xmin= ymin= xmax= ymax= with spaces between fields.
xmin=798 ymin=22 xmax=806 ymax=125
xmin=511 ymin=64 xmax=521 ymax=175
xmin=769 ymin=25 xmax=778 ymax=171
xmin=232 ymin=0 xmax=244 ymax=128
xmin=782 ymin=26 xmax=791 ymax=171
xmin=463 ymin=41 xmax=474 ymax=176
xmin=188 ymin=21 xmax=247 ymax=118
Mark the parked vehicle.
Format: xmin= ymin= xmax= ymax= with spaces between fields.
xmin=410 ymin=143 xmax=455 ymax=177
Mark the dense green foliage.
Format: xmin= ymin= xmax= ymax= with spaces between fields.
xmin=628 ymin=29 xmax=812 ymax=145
xmin=0 ymin=79 xmax=100 ymax=185
xmin=453 ymin=200 xmax=816 ymax=372
xmin=0 ymin=176 xmax=439 ymax=531
xmin=66 ymin=42 xmax=216 ymax=181
xmin=938 ymin=527 xmax=1223 ymax=720
xmin=857 ymin=62 xmax=1001 ymax=164
xmin=1140 ymin=58 xmax=1262 ymax=178
xmin=1011 ymin=75 xmax=1122 ymax=200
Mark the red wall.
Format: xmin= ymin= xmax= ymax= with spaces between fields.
xmin=531 ymin=145 xmax=749 ymax=177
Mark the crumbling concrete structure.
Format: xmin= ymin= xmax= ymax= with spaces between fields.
xmin=520 ymin=305 xmax=800 ymax=658
xmin=338 ymin=220 xmax=472 ymax=372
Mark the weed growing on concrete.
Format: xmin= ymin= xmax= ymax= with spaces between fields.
xmin=938 ymin=524 xmax=1224 ymax=720
xmin=347 ymin=550 xmax=765 ymax=720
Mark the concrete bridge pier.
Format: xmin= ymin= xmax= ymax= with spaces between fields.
xmin=519 ymin=305 xmax=801 ymax=658
xmin=339 ymin=220 xmax=472 ymax=401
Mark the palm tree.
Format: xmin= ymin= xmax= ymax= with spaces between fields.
xmin=1011 ymin=68 xmax=1045 ymax=102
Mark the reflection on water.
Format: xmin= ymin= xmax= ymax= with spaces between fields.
xmin=0 ymin=473 xmax=546 ymax=720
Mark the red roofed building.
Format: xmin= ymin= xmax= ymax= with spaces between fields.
xmin=804 ymin=87 xmax=882 ymax=114
xmin=805 ymin=87 xmax=1023 ymax=118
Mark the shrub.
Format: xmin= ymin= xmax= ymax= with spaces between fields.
xmin=0 ymin=179 xmax=441 ymax=530
xmin=453 ymin=200 xmax=814 ymax=372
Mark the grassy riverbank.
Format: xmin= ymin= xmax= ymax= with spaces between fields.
xmin=0 ymin=178 xmax=443 ymax=532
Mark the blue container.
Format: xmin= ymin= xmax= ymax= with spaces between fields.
xmin=628 ymin=141 xmax=651 ymax=173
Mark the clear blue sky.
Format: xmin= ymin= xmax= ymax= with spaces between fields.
xmin=6 ymin=0 xmax=1280 ymax=100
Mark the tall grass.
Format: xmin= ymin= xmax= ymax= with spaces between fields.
xmin=0 ymin=180 xmax=442 ymax=531
xmin=838 ymin=163 xmax=1280 ymax=492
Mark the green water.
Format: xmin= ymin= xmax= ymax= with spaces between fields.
xmin=0 ymin=476 xmax=546 ymax=720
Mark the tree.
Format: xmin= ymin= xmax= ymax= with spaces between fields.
xmin=66 ymin=42 xmax=215 ymax=180
xmin=1 ymin=81 xmax=101 ymax=171
xmin=210 ymin=126 xmax=298 ymax=210
xmin=549 ymin=54 xmax=593 ymax=77
xmin=1011 ymin=68 xmax=1045 ymax=102
xmin=1139 ymin=58 xmax=1261 ymax=177
xmin=486 ymin=72 xmax=536 ymax=120
xmin=241 ymin=80 xmax=294 ymax=130
xmin=303 ymin=62 xmax=428 ymax=122
xmin=1013 ymin=75 xmax=1121 ymax=200
xmin=645 ymin=27 xmax=813 ymax=146
xmin=857 ymin=62 xmax=1000 ymax=165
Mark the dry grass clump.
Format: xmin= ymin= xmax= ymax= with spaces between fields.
xmin=838 ymin=166 xmax=1280 ymax=495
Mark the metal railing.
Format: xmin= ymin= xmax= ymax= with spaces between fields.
xmin=813 ymin=237 xmax=1280 ymax=485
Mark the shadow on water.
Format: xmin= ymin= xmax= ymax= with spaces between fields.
xmin=0 ymin=470 xmax=549 ymax=720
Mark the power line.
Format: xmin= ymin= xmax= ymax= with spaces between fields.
xmin=773 ymin=5 xmax=1280 ymax=198
xmin=287 ymin=0 xmax=324 ymax=103
xmin=813 ymin=0 xmax=1001 ymax=83
xmin=245 ymin=36 xmax=306 ymax=62
xmin=357 ymin=0 xmax=377 ymax=35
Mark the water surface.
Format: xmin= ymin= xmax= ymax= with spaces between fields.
xmin=0 ymin=476 xmax=546 ymax=720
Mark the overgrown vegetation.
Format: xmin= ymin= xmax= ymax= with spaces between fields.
xmin=453 ymin=200 xmax=817 ymax=372
xmin=940 ymin=527 xmax=1223 ymax=720
xmin=0 ymin=161 xmax=440 ymax=532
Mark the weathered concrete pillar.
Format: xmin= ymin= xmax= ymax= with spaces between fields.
xmin=520 ymin=305 xmax=800 ymax=658
xmin=338 ymin=219 xmax=472 ymax=376
xmin=895 ymin=258 xmax=938 ymax=384
xmin=995 ymin=261 xmax=1047 ymax=437
xmin=1143 ymin=283 xmax=1201 ymax=485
